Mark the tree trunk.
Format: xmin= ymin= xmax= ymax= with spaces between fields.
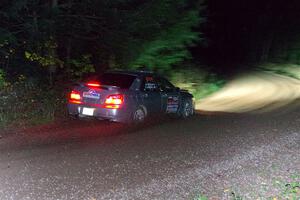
xmin=260 ymin=31 xmax=274 ymax=62
xmin=52 ymin=0 xmax=58 ymax=7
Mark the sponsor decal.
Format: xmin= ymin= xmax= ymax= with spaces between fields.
xmin=166 ymin=96 xmax=179 ymax=113
xmin=83 ymin=89 xmax=100 ymax=99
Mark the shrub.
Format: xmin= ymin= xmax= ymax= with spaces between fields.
xmin=169 ymin=67 xmax=225 ymax=100
xmin=0 ymin=75 xmax=66 ymax=128
xmin=259 ymin=62 xmax=300 ymax=80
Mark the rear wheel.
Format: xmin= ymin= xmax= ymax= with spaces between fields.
xmin=132 ymin=107 xmax=146 ymax=123
xmin=69 ymin=114 xmax=78 ymax=120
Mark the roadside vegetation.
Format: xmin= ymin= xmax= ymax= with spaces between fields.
xmin=260 ymin=63 xmax=300 ymax=80
xmin=194 ymin=173 xmax=300 ymax=200
xmin=169 ymin=67 xmax=225 ymax=100
xmin=0 ymin=70 xmax=66 ymax=128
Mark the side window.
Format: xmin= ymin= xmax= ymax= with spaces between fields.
xmin=130 ymin=77 xmax=142 ymax=91
xmin=157 ymin=77 xmax=175 ymax=92
xmin=143 ymin=76 xmax=158 ymax=92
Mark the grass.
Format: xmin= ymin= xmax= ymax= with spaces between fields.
xmin=194 ymin=194 xmax=208 ymax=200
xmin=259 ymin=62 xmax=300 ymax=80
xmin=273 ymin=174 xmax=300 ymax=200
xmin=194 ymin=174 xmax=300 ymax=200
xmin=194 ymin=191 xmax=244 ymax=200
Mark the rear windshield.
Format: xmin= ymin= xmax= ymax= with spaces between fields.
xmin=98 ymin=73 xmax=136 ymax=89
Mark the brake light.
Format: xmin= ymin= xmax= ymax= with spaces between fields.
xmin=69 ymin=90 xmax=81 ymax=104
xmin=104 ymin=94 xmax=124 ymax=109
xmin=86 ymin=82 xmax=100 ymax=87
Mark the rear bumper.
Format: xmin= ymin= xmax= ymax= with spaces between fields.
xmin=68 ymin=103 xmax=131 ymax=122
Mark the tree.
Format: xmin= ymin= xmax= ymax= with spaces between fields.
xmin=120 ymin=0 xmax=204 ymax=72
xmin=0 ymin=0 xmax=205 ymax=83
xmin=130 ymin=10 xmax=202 ymax=72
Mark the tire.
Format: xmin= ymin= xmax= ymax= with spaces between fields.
xmin=68 ymin=114 xmax=78 ymax=120
xmin=180 ymin=98 xmax=194 ymax=118
xmin=132 ymin=107 xmax=146 ymax=123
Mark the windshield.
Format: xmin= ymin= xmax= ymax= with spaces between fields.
xmin=98 ymin=73 xmax=136 ymax=89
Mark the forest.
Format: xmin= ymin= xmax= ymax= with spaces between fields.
xmin=1 ymin=0 xmax=300 ymax=127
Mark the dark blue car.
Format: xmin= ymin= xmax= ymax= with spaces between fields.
xmin=68 ymin=70 xmax=194 ymax=123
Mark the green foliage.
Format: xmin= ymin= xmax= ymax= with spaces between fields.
xmin=194 ymin=194 xmax=208 ymax=200
xmin=0 ymin=69 xmax=8 ymax=89
xmin=259 ymin=63 xmax=300 ymax=80
xmin=272 ymin=174 xmax=300 ymax=200
xmin=25 ymin=51 xmax=63 ymax=67
xmin=230 ymin=191 xmax=243 ymax=200
xmin=129 ymin=3 xmax=202 ymax=72
xmin=0 ymin=29 xmax=17 ymax=58
xmin=169 ymin=67 xmax=225 ymax=100
xmin=0 ymin=75 xmax=66 ymax=128
xmin=1 ymin=0 xmax=205 ymax=80
xmin=283 ymin=181 xmax=300 ymax=199
xmin=193 ymin=174 xmax=300 ymax=200
xmin=68 ymin=55 xmax=95 ymax=79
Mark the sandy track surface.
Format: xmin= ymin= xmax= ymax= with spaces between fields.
xmin=197 ymin=71 xmax=300 ymax=113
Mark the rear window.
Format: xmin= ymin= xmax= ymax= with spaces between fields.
xmin=98 ymin=73 xmax=136 ymax=89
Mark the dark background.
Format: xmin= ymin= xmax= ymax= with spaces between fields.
xmin=194 ymin=0 xmax=300 ymax=74
xmin=2 ymin=0 xmax=300 ymax=78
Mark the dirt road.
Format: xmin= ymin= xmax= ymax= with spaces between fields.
xmin=197 ymin=71 xmax=300 ymax=113
xmin=0 ymin=71 xmax=299 ymax=199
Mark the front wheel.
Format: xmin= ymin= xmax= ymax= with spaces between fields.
xmin=180 ymin=99 xmax=194 ymax=118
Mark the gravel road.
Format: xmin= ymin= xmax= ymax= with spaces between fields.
xmin=0 ymin=110 xmax=299 ymax=200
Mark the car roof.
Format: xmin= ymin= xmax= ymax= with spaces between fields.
xmin=105 ymin=70 xmax=155 ymax=77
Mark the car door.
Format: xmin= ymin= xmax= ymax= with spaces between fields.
xmin=140 ymin=75 xmax=162 ymax=114
xmin=157 ymin=77 xmax=180 ymax=114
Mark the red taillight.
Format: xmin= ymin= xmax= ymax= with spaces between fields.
xmin=69 ymin=90 xmax=82 ymax=104
xmin=104 ymin=94 xmax=124 ymax=109
xmin=86 ymin=82 xmax=100 ymax=87
xmin=70 ymin=91 xmax=81 ymax=100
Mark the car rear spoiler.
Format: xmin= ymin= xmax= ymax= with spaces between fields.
xmin=99 ymin=85 xmax=120 ymax=90
xmin=74 ymin=82 xmax=120 ymax=90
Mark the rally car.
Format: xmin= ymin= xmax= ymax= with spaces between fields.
xmin=68 ymin=70 xmax=194 ymax=123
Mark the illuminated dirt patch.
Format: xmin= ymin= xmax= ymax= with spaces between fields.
xmin=196 ymin=71 xmax=300 ymax=113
